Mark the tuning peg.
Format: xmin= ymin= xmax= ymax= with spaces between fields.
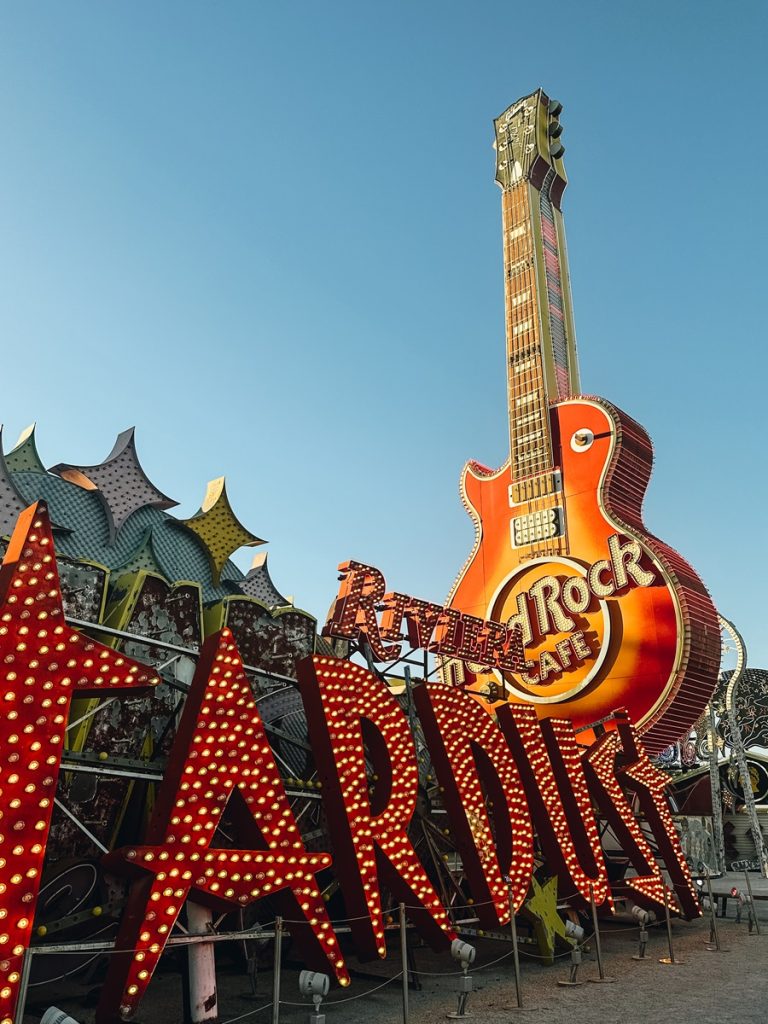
xmin=548 ymin=121 xmax=563 ymax=138
xmin=549 ymin=99 xmax=563 ymax=117
xmin=550 ymin=144 xmax=565 ymax=159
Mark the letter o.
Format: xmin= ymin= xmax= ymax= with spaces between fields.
xmin=561 ymin=576 xmax=590 ymax=614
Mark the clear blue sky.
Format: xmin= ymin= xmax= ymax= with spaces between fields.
xmin=0 ymin=2 xmax=766 ymax=664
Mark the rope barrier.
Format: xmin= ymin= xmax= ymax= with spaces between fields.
xmin=279 ymin=972 xmax=403 ymax=1006
xmin=219 ymin=1002 xmax=273 ymax=1024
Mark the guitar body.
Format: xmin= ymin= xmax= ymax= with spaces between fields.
xmin=448 ymin=396 xmax=720 ymax=752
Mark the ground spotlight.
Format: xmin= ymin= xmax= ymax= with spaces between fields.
xmin=631 ymin=906 xmax=654 ymax=927
xmin=40 ymin=1010 xmax=83 ymax=1024
xmin=450 ymin=938 xmax=476 ymax=967
xmin=299 ymin=970 xmax=330 ymax=1024
xmin=565 ymin=919 xmax=585 ymax=942
xmin=447 ymin=939 xmax=476 ymax=1019
xmin=630 ymin=905 xmax=654 ymax=960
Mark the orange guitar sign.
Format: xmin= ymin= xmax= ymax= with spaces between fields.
xmin=442 ymin=90 xmax=720 ymax=752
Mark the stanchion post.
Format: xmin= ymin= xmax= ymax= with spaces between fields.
xmin=508 ymin=884 xmax=523 ymax=1009
xmin=744 ymin=870 xmax=761 ymax=935
xmin=659 ymin=887 xmax=685 ymax=965
xmin=399 ymin=902 xmax=409 ymax=1024
xmin=272 ymin=917 xmax=283 ymax=1024
xmin=15 ymin=946 xmax=33 ymax=1024
xmin=587 ymin=883 xmax=614 ymax=983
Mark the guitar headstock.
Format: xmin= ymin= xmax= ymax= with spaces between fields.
xmin=494 ymin=89 xmax=567 ymax=203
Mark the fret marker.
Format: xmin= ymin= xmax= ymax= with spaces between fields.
xmin=516 ymin=430 xmax=543 ymax=445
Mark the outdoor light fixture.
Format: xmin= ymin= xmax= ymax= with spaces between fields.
xmin=450 ymin=939 xmax=477 ymax=967
xmin=447 ymin=939 xmax=477 ymax=1019
xmin=630 ymin=905 xmax=655 ymax=961
xmin=40 ymin=1009 xmax=83 ymax=1024
xmin=631 ymin=906 xmax=654 ymax=927
xmin=565 ymin=919 xmax=585 ymax=942
xmin=299 ymin=970 xmax=330 ymax=1024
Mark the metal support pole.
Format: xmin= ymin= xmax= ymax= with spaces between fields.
xmin=744 ymin=870 xmax=761 ymax=935
xmin=704 ymin=872 xmax=726 ymax=951
xmin=15 ymin=946 xmax=33 ymax=1023
xmin=399 ymin=903 xmax=409 ymax=1024
xmin=707 ymin=703 xmax=726 ymax=874
xmin=272 ymin=917 xmax=283 ymax=1024
xmin=508 ymin=887 xmax=523 ymax=1009
xmin=659 ymin=887 xmax=685 ymax=965
xmin=587 ymin=883 xmax=614 ymax=983
xmin=187 ymin=902 xmax=218 ymax=1022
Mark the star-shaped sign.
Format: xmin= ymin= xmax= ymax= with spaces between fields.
xmin=522 ymin=875 xmax=571 ymax=964
xmin=96 ymin=628 xmax=348 ymax=1023
xmin=177 ymin=477 xmax=263 ymax=585
xmin=0 ymin=501 xmax=158 ymax=1024
xmin=50 ymin=427 xmax=178 ymax=544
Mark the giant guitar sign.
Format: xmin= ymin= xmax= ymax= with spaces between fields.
xmin=440 ymin=91 xmax=720 ymax=752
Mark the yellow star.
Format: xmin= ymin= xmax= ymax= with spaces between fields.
xmin=522 ymin=875 xmax=571 ymax=964
xmin=178 ymin=477 xmax=264 ymax=585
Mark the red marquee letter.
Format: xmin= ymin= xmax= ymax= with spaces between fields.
xmin=498 ymin=705 xmax=611 ymax=909
xmin=298 ymin=656 xmax=456 ymax=960
xmin=0 ymin=502 xmax=158 ymax=1024
xmin=97 ymin=630 xmax=348 ymax=1023
xmin=322 ymin=561 xmax=400 ymax=660
xmin=582 ymin=731 xmax=670 ymax=913
xmin=413 ymin=684 xmax=534 ymax=924
xmin=613 ymin=712 xmax=699 ymax=917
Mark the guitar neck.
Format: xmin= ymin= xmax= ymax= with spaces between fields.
xmin=497 ymin=93 xmax=580 ymax=502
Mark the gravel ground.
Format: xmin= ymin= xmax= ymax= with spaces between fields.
xmin=23 ymin=900 xmax=768 ymax=1024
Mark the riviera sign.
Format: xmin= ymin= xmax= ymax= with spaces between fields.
xmin=324 ymin=535 xmax=655 ymax=686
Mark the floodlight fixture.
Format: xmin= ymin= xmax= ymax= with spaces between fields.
xmin=299 ymin=970 xmax=330 ymax=1024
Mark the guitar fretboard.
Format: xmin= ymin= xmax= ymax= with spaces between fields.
xmin=502 ymin=169 xmax=579 ymax=504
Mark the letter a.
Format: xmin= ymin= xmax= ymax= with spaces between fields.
xmin=96 ymin=630 xmax=348 ymax=1023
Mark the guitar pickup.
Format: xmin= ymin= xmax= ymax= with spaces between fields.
xmin=511 ymin=506 xmax=564 ymax=547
